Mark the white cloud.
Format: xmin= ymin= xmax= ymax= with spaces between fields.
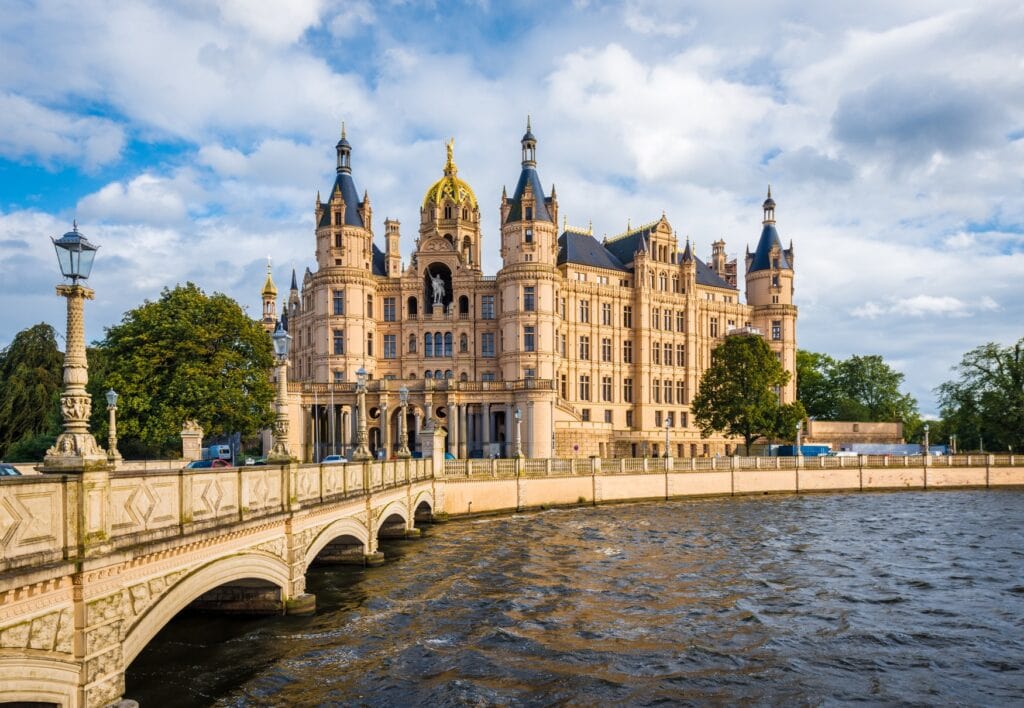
xmin=76 ymin=173 xmax=199 ymax=224
xmin=218 ymin=0 xmax=325 ymax=44
xmin=623 ymin=0 xmax=696 ymax=38
xmin=328 ymin=1 xmax=376 ymax=38
xmin=0 ymin=93 xmax=124 ymax=170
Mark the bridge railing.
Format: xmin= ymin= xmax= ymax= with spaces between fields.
xmin=442 ymin=454 xmax=1022 ymax=478
xmin=0 ymin=458 xmax=434 ymax=577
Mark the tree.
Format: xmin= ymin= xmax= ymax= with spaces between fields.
xmin=0 ymin=323 xmax=63 ymax=459
xmin=936 ymin=338 xmax=1024 ymax=453
xmin=90 ymin=283 xmax=275 ymax=458
xmin=693 ymin=334 xmax=807 ymax=454
xmin=796 ymin=350 xmax=840 ymax=419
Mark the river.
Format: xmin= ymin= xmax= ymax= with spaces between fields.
xmin=126 ymin=490 xmax=1024 ymax=705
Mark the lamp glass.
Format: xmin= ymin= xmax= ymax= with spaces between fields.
xmin=399 ymin=386 xmax=409 ymax=405
xmin=272 ymin=322 xmax=290 ymax=358
xmin=51 ymin=227 xmax=99 ymax=281
xmin=514 ymin=407 xmax=522 ymax=422
xmin=105 ymin=388 xmax=118 ymax=407
xmin=356 ymin=367 xmax=367 ymax=385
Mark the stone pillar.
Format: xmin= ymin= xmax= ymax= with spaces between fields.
xmin=482 ymin=402 xmax=491 ymax=455
xmin=181 ymin=420 xmax=203 ymax=462
xmin=506 ymin=403 xmax=515 ymax=457
xmin=414 ymin=409 xmax=422 ymax=454
xmin=380 ymin=402 xmax=390 ymax=459
xmin=340 ymin=406 xmax=349 ymax=456
xmin=459 ymin=404 xmax=468 ymax=459
xmin=526 ymin=401 xmax=534 ymax=458
xmin=447 ymin=401 xmax=457 ymax=457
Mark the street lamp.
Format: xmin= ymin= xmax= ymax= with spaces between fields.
xmin=105 ymin=389 xmax=121 ymax=463
xmin=267 ymin=321 xmax=294 ymax=463
xmin=352 ymin=366 xmax=372 ymax=461
xmin=396 ymin=385 xmax=411 ymax=458
xmin=922 ymin=422 xmax=930 ymax=457
xmin=513 ymin=406 xmax=524 ymax=458
xmin=663 ymin=417 xmax=670 ymax=458
xmin=795 ymin=420 xmax=803 ymax=458
xmin=43 ymin=223 xmax=107 ymax=472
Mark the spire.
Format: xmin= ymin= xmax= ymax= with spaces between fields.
xmin=682 ymin=237 xmax=694 ymax=262
xmin=444 ymin=138 xmax=457 ymax=176
xmin=521 ymin=117 xmax=537 ymax=167
xmin=336 ymin=120 xmax=352 ymax=174
xmin=262 ymin=258 xmax=277 ymax=298
xmin=290 ymin=268 xmax=298 ymax=291
xmin=762 ymin=184 xmax=775 ymax=224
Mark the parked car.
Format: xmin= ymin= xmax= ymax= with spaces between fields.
xmin=322 ymin=455 xmax=348 ymax=464
xmin=0 ymin=463 xmax=21 ymax=477
xmin=183 ymin=459 xmax=232 ymax=469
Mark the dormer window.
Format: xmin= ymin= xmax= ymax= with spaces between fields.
xmin=444 ymin=205 xmax=452 ymax=219
xmin=334 ymin=212 xmax=341 ymax=226
xmin=525 ymin=206 xmax=533 ymax=220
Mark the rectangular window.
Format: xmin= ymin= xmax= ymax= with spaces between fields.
xmin=525 ymin=227 xmax=534 ymax=243
xmin=655 ymin=410 xmax=663 ymax=427
xmin=623 ymin=305 xmax=633 ymax=327
xmin=601 ymin=337 xmax=612 ymax=362
xmin=604 ymin=409 xmax=613 ymax=424
xmin=559 ymin=298 xmax=567 ymax=318
xmin=524 ymin=326 xmax=535 ymax=352
xmin=579 ymin=299 xmax=590 ymax=322
xmin=676 ymin=344 xmax=685 ymax=367
xmin=383 ymin=334 xmax=396 ymax=359
xmin=664 ymin=380 xmax=673 ymax=404
xmin=576 ymin=272 xmax=587 ymax=282
xmin=601 ymin=376 xmax=612 ymax=402
xmin=664 ymin=310 xmax=672 ymax=330
xmin=525 ymin=206 xmax=534 ymax=220
xmin=653 ymin=344 xmax=661 ymax=365
xmin=710 ymin=317 xmax=719 ymax=337
xmin=578 ymin=375 xmax=591 ymax=401
xmin=664 ymin=343 xmax=672 ymax=365
xmin=366 ymin=295 xmax=373 ymax=318
xmin=560 ymin=332 xmax=567 ymax=356
xmin=482 ymin=372 xmax=495 ymax=382
xmin=623 ymin=340 xmax=633 ymax=363
xmin=676 ymin=311 xmax=684 ymax=331
xmin=383 ymin=297 xmax=396 ymax=322
xmin=623 ymin=377 xmax=633 ymax=403
xmin=333 ymin=370 xmax=344 ymax=383
xmin=626 ymin=410 xmax=633 ymax=427
xmin=581 ymin=408 xmax=591 ymax=422
xmin=681 ymin=412 xmax=688 ymax=428
xmin=601 ymin=303 xmax=612 ymax=325
xmin=653 ymin=379 xmax=660 ymax=403
xmin=481 ymin=295 xmax=495 ymax=320
xmin=560 ymin=373 xmax=568 ymax=398
xmin=772 ymin=320 xmax=782 ymax=340
xmin=523 ymin=286 xmax=536 ymax=312
xmin=366 ymin=332 xmax=374 ymax=356
xmin=481 ymin=332 xmax=495 ymax=357
xmin=677 ymin=380 xmax=685 ymax=404
xmin=653 ymin=308 xmax=660 ymax=330
xmin=525 ymin=367 xmax=536 ymax=379
xmin=579 ymin=335 xmax=590 ymax=360
xmin=667 ymin=411 xmax=675 ymax=427
xmin=333 ymin=329 xmax=345 ymax=355
xmin=332 ymin=289 xmax=345 ymax=316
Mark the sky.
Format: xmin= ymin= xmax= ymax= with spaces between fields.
xmin=1 ymin=0 xmax=1022 ymax=416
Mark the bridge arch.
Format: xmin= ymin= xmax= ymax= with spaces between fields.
xmin=373 ymin=500 xmax=410 ymax=537
xmin=0 ymin=655 xmax=79 ymax=706
xmin=304 ymin=517 xmax=371 ymax=568
xmin=412 ymin=490 xmax=435 ymax=523
xmin=123 ymin=551 xmax=290 ymax=666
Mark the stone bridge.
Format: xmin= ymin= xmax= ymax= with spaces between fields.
xmin=0 ymin=458 xmax=437 ymax=707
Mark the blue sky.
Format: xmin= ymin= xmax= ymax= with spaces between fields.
xmin=1 ymin=0 xmax=1022 ymax=416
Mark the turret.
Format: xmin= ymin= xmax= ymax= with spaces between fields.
xmin=385 ymin=218 xmax=401 ymax=277
xmin=500 ymin=117 xmax=559 ymax=266
xmin=260 ymin=259 xmax=278 ymax=333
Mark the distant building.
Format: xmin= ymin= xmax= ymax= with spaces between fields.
xmin=261 ymin=122 xmax=798 ymax=460
xmin=805 ymin=421 xmax=905 ymax=449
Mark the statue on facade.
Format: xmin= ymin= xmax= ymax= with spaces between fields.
xmin=427 ymin=268 xmax=445 ymax=306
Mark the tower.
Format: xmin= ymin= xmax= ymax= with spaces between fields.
xmin=499 ymin=117 xmax=559 ymax=267
xmin=317 ymin=123 xmax=374 ymax=272
xmin=419 ymin=138 xmax=482 ymax=270
xmin=745 ymin=186 xmax=797 ymax=402
xmin=384 ymin=218 xmax=401 ymax=277
xmin=261 ymin=260 xmax=278 ymax=334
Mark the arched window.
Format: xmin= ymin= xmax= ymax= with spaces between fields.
xmin=444 ymin=205 xmax=452 ymax=219
xmin=444 ymin=332 xmax=453 ymax=357
xmin=459 ymin=333 xmax=468 ymax=352
xmin=445 ymin=370 xmax=453 ymax=379
xmin=462 ymin=237 xmax=472 ymax=264
xmin=424 ymin=332 xmax=433 ymax=358
xmin=435 ymin=332 xmax=443 ymax=359
xmin=408 ymin=372 xmax=416 ymax=378
xmin=672 ymin=275 xmax=679 ymax=293
xmin=425 ymin=370 xmax=433 ymax=379
xmin=460 ymin=372 xmax=468 ymax=382
xmin=408 ymin=296 xmax=418 ymax=316
xmin=409 ymin=334 xmax=417 ymax=353
xmin=459 ymin=295 xmax=469 ymax=315
xmin=435 ymin=369 xmax=443 ymax=379
xmin=659 ymin=273 xmax=667 ymax=290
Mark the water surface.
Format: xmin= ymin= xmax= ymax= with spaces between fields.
xmin=127 ymin=490 xmax=1024 ymax=705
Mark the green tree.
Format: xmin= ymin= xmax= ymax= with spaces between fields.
xmin=936 ymin=338 xmax=1024 ymax=453
xmin=0 ymin=323 xmax=64 ymax=458
xmin=796 ymin=350 xmax=840 ymax=419
xmin=693 ymin=334 xmax=807 ymax=454
xmin=91 ymin=283 xmax=275 ymax=458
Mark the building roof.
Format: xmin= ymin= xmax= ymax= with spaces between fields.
xmin=748 ymin=222 xmax=790 ymax=272
xmin=694 ymin=256 xmax=736 ymax=289
xmin=603 ymin=225 xmax=653 ymax=265
xmin=372 ymin=243 xmax=387 ymax=276
xmin=505 ymin=167 xmax=552 ymax=223
xmin=318 ymin=171 xmax=365 ymax=228
xmin=423 ymin=139 xmax=478 ymax=210
xmin=557 ymin=230 xmax=628 ymax=271
xmin=261 ymin=265 xmax=277 ymax=298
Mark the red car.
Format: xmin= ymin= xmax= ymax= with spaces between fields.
xmin=183 ymin=459 xmax=232 ymax=469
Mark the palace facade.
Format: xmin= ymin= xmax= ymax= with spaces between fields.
xmin=260 ymin=122 xmax=797 ymax=461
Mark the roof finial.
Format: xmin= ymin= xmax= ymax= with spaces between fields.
xmin=444 ymin=137 xmax=456 ymax=175
xmin=527 ymin=114 xmax=532 ymax=133
xmin=562 ymin=214 xmax=567 ymax=231
xmin=767 ymin=184 xmax=771 ymax=199
xmin=588 ymin=219 xmax=593 ymax=235
xmin=627 ymin=217 xmax=631 ymax=232
xmin=72 ymin=219 xmax=78 ymax=232
xmin=341 ymin=120 xmax=346 ymax=139
xmin=266 ymin=255 xmax=272 ymax=273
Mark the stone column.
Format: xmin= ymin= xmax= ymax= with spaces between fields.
xmin=414 ymin=409 xmax=422 ymax=454
xmin=380 ymin=402 xmax=389 ymax=459
xmin=506 ymin=403 xmax=515 ymax=458
xmin=447 ymin=401 xmax=457 ymax=457
xmin=482 ymin=402 xmax=491 ymax=455
xmin=181 ymin=420 xmax=203 ymax=462
xmin=340 ymin=406 xmax=349 ymax=456
xmin=459 ymin=404 xmax=469 ymax=459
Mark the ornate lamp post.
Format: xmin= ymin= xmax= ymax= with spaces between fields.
xmin=513 ymin=406 xmax=524 ymax=458
xmin=922 ymin=422 xmax=930 ymax=457
xmin=795 ymin=420 xmax=803 ymax=458
xmin=267 ymin=321 xmax=294 ymax=463
xmin=663 ymin=417 xmax=671 ymax=458
xmin=105 ymin=389 xmax=121 ymax=463
xmin=43 ymin=223 xmax=107 ymax=472
xmin=396 ymin=386 xmax=411 ymax=458
xmin=352 ymin=366 xmax=372 ymax=461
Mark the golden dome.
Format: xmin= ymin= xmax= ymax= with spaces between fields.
xmin=261 ymin=262 xmax=278 ymax=298
xmin=422 ymin=138 xmax=478 ymax=210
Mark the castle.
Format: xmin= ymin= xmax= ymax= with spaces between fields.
xmin=260 ymin=121 xmax=797 ymax=460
